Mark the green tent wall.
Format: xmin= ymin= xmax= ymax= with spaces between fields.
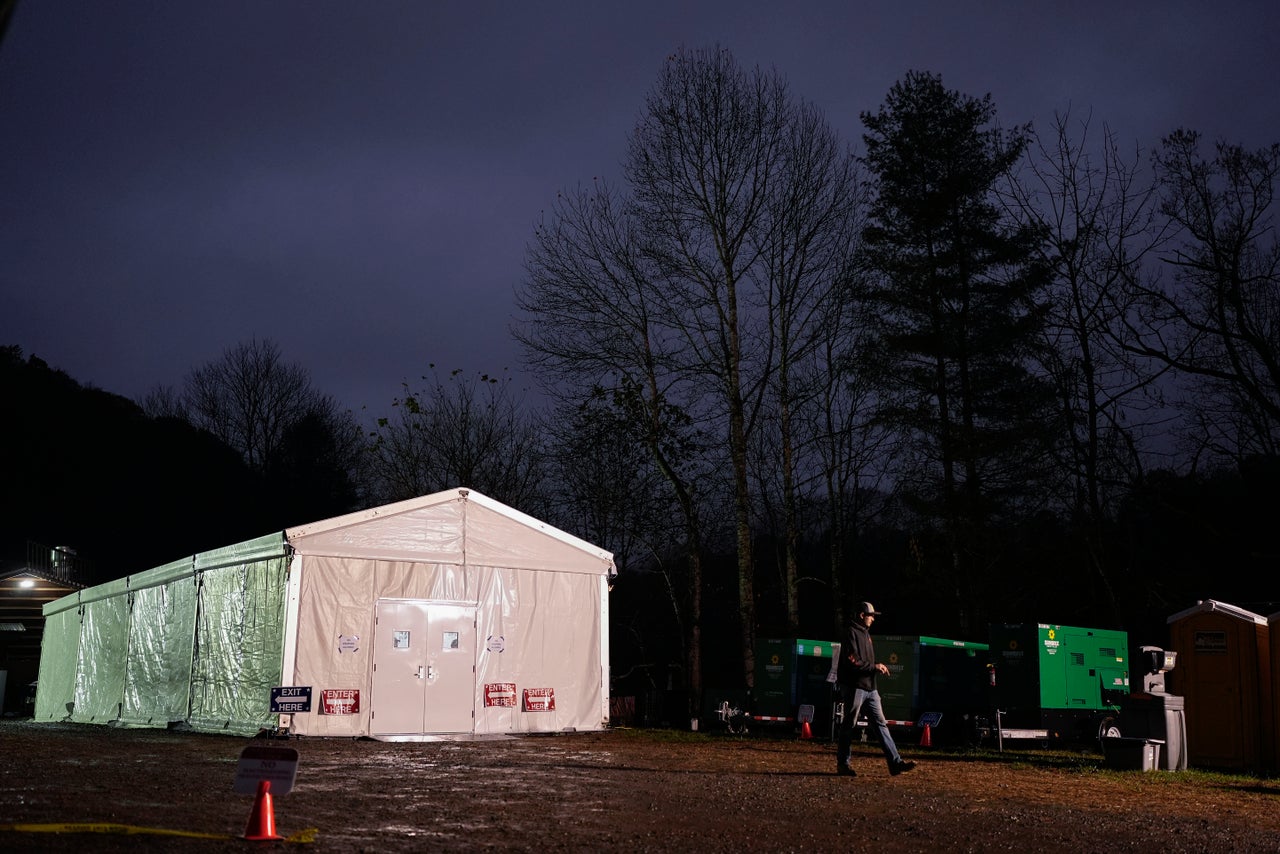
xmin=35 ymin=533 xmax=289 ymax=735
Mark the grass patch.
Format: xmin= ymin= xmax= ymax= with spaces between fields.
xmin=608 ymin=724 xmax=1280 ymax=785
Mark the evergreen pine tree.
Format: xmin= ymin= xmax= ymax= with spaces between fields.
xmin=859 ymin=71 xmax=1058 ymax=632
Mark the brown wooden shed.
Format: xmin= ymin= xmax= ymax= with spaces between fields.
xmin=0 ymin=560 xmax=85 ymax=716
xmin=1167 ymin=600 xmax=1273 ymax=773
xmin=1271 ymin=609 xmax=1280 ymax=772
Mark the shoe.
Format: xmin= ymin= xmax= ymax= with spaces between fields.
xmin=836 ymin=763 xmax=857 ymax=777
xmin=889 ymin=759 xmax=916 ymax=776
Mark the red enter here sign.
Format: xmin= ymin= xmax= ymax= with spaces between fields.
xmin=523 ymin=688 xmax=556 ymax=712
xmin=485 ymin=683 xmax=517 ymax=707
xmin=321 ymin=689 xmax=360 ymax=715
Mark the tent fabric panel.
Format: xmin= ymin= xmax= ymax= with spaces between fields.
xmin=285 ymin=488 xmax=465 ymax=540
xmin=125 ymin=556 xmax=196 ymax=594
xmin=118 ymin=575 xmax=198 ymax=727
xmin=473 ymin=568 xmax=522 ymax=737
xmin=598 ymin=573 xmax=611 ymax=725
xmin=34 ymin=607 xmax=81 ymax=721
xmin=532 ymin=568 xmax=603 ymax=732
xmin=288 ymin=558 xmax=487 ymax=737
xmin=287 ymin=500 xmax=466 ymax=565
xmin=285 ymin=488 xmax=615 ymax=576
xmin=75 ymin=576 xmax=130 ymax=608
xmin=193 ymin=532 xmax=290 ymax=572
xmin=186 ymin=557 xmax=288 ymax=735
xmin=288 ymin=555 xmax=611 ymax=738
xmin=71 ymin=595 xmax=130 ymax=723
xmin=472 ymin=566 xmax=519 ymax=734
xmin=462 ymin=501 xmax=613 ymax=575
xmin=465 ymin=491 xmax=614 ymax=568
xmin=376 ymin=557 xmax=477 ymax=602
xmin=42 ymin=589 xmax=81 ymax=618
xmin=287 ymin=555 xmax=379 ymax=737
xmin=473 ymin=566 xmax=604 ymax=735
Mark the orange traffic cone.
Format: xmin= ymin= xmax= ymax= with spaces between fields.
xmin=800 ymin=720 xmax=813 ymax=740
xmin=919 ymin=723 xmax=933 ymax=747
xmin=244 ymin=779 xmax=283 ymax=841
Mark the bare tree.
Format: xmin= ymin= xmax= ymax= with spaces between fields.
xmin=625 ymin=46 xmax=795 ymax=689
xmin=516 ymin=177 xmax=713 ymax=722
xmin=149 ymin=337 xmax=362 ymax=521
xmin=542 ymin=393 xmax=675 ymax=574
xmin=272 ymin=403 xmax=366 ymax=522
xmin=183 ymin=338 xmax=320 ymax=473
xmin=1003 ymin=110 xmax=1170 ymax=622
xmin=1125 ymin=131 xmax=1280 ymax=461
xmin=138 ymin=384 xmax=185 ymax=420
xmin=521 ymin=46 xmax=868 ymax=696
xmin=366 ymin=368 xmax=546 ymax=510
xmin=750 ymin=98 xmax=866 ymax=633
xmin=541 ymin=393 xmax=701 ymax=707
xmin=801 ymin=289 xmax=897 ymax=633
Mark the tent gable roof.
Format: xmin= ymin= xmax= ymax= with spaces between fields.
xmin=286 ymin=488 xmax=614 ymax=575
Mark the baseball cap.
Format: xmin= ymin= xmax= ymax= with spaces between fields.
xmin=857 ymin=601 xmax=882 ymax=616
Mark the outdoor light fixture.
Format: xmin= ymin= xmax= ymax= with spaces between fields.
xmin=18 ymin=578 xmax=35 ymax=588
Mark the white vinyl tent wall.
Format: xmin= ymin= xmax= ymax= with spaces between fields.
xmin=36 ymin=489 xmax=614 ymax=739
xmin=281 ymin=488 xmax=615 ymax=737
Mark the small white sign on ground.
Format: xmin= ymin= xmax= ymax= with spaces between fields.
xmin=233 ymin=745 xmax=300 ymax=796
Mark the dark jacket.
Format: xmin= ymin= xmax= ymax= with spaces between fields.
xmin=837 ymin=621 xmax=877 ymax=691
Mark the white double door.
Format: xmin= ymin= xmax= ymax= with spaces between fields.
xmin=371 ymin=599 xmax=476 ymax=735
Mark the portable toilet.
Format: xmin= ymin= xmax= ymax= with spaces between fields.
xmin=1167 ymin=600 xmax=1273 ymax=772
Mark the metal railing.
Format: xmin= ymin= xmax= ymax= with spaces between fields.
xmin=24 ymin=541 xmax=91 ymax=583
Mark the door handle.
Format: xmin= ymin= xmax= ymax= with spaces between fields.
xmin=416 ymin=665 xmax=425 ymax=680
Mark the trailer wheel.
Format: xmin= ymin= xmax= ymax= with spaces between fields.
xmin=965 ymin=714 xmax=990 ymax=748
xmin=716 ymin=700 xmax=750 ymax=735
xmin=1096 ymin=715 xmax=1121 ymax=747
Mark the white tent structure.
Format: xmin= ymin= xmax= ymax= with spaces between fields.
xmin=36 ymin=488 xmax=616 ymax=739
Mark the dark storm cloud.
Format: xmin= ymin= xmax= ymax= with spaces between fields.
xmin=2 ymin=1 xmax=1276 ymax=416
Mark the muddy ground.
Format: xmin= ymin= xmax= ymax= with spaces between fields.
xmin=2 ymin=719 xmax=1278 ymax=852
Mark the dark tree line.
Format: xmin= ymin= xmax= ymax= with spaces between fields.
xmin=3 ymin=49 xmax=1277 ymax=728
xmin=0 ymin=341 xmax=366 ymax=582
xmin=515 ymin=51 xmax=1280 ymax=721
xmin=1 ymin=345 xmax=271 ymax=580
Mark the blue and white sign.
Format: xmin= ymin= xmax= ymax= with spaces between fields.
xmin=270 ymin=685 xmax=313 ymax=714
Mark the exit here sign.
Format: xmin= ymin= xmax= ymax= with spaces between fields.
xmin=270 ymin=686 xmax=313 ymax=713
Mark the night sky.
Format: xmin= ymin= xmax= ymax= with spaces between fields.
xmin=2 ymin=1 xmax=1276 ymax=418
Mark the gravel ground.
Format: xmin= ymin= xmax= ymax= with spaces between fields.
xmin=2 ymin=719 xmax=1279 ymax=852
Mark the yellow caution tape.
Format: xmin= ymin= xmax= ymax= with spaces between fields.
xmin=0 ymin=823 xmax=230 ymax=840
xmin=0 ymin=823 xmax=318 ymax=843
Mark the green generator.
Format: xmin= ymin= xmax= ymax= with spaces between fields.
xmin=988 ymin=623 xmax=1130 ymax=741
xmin=753 ymin=637 xmax=839 ymax=734
xmin=877 ymin=635 xmax=990 ymax=743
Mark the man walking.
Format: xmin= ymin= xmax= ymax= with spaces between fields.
xmin=835 ymin=601 xmax=917 ymax=777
